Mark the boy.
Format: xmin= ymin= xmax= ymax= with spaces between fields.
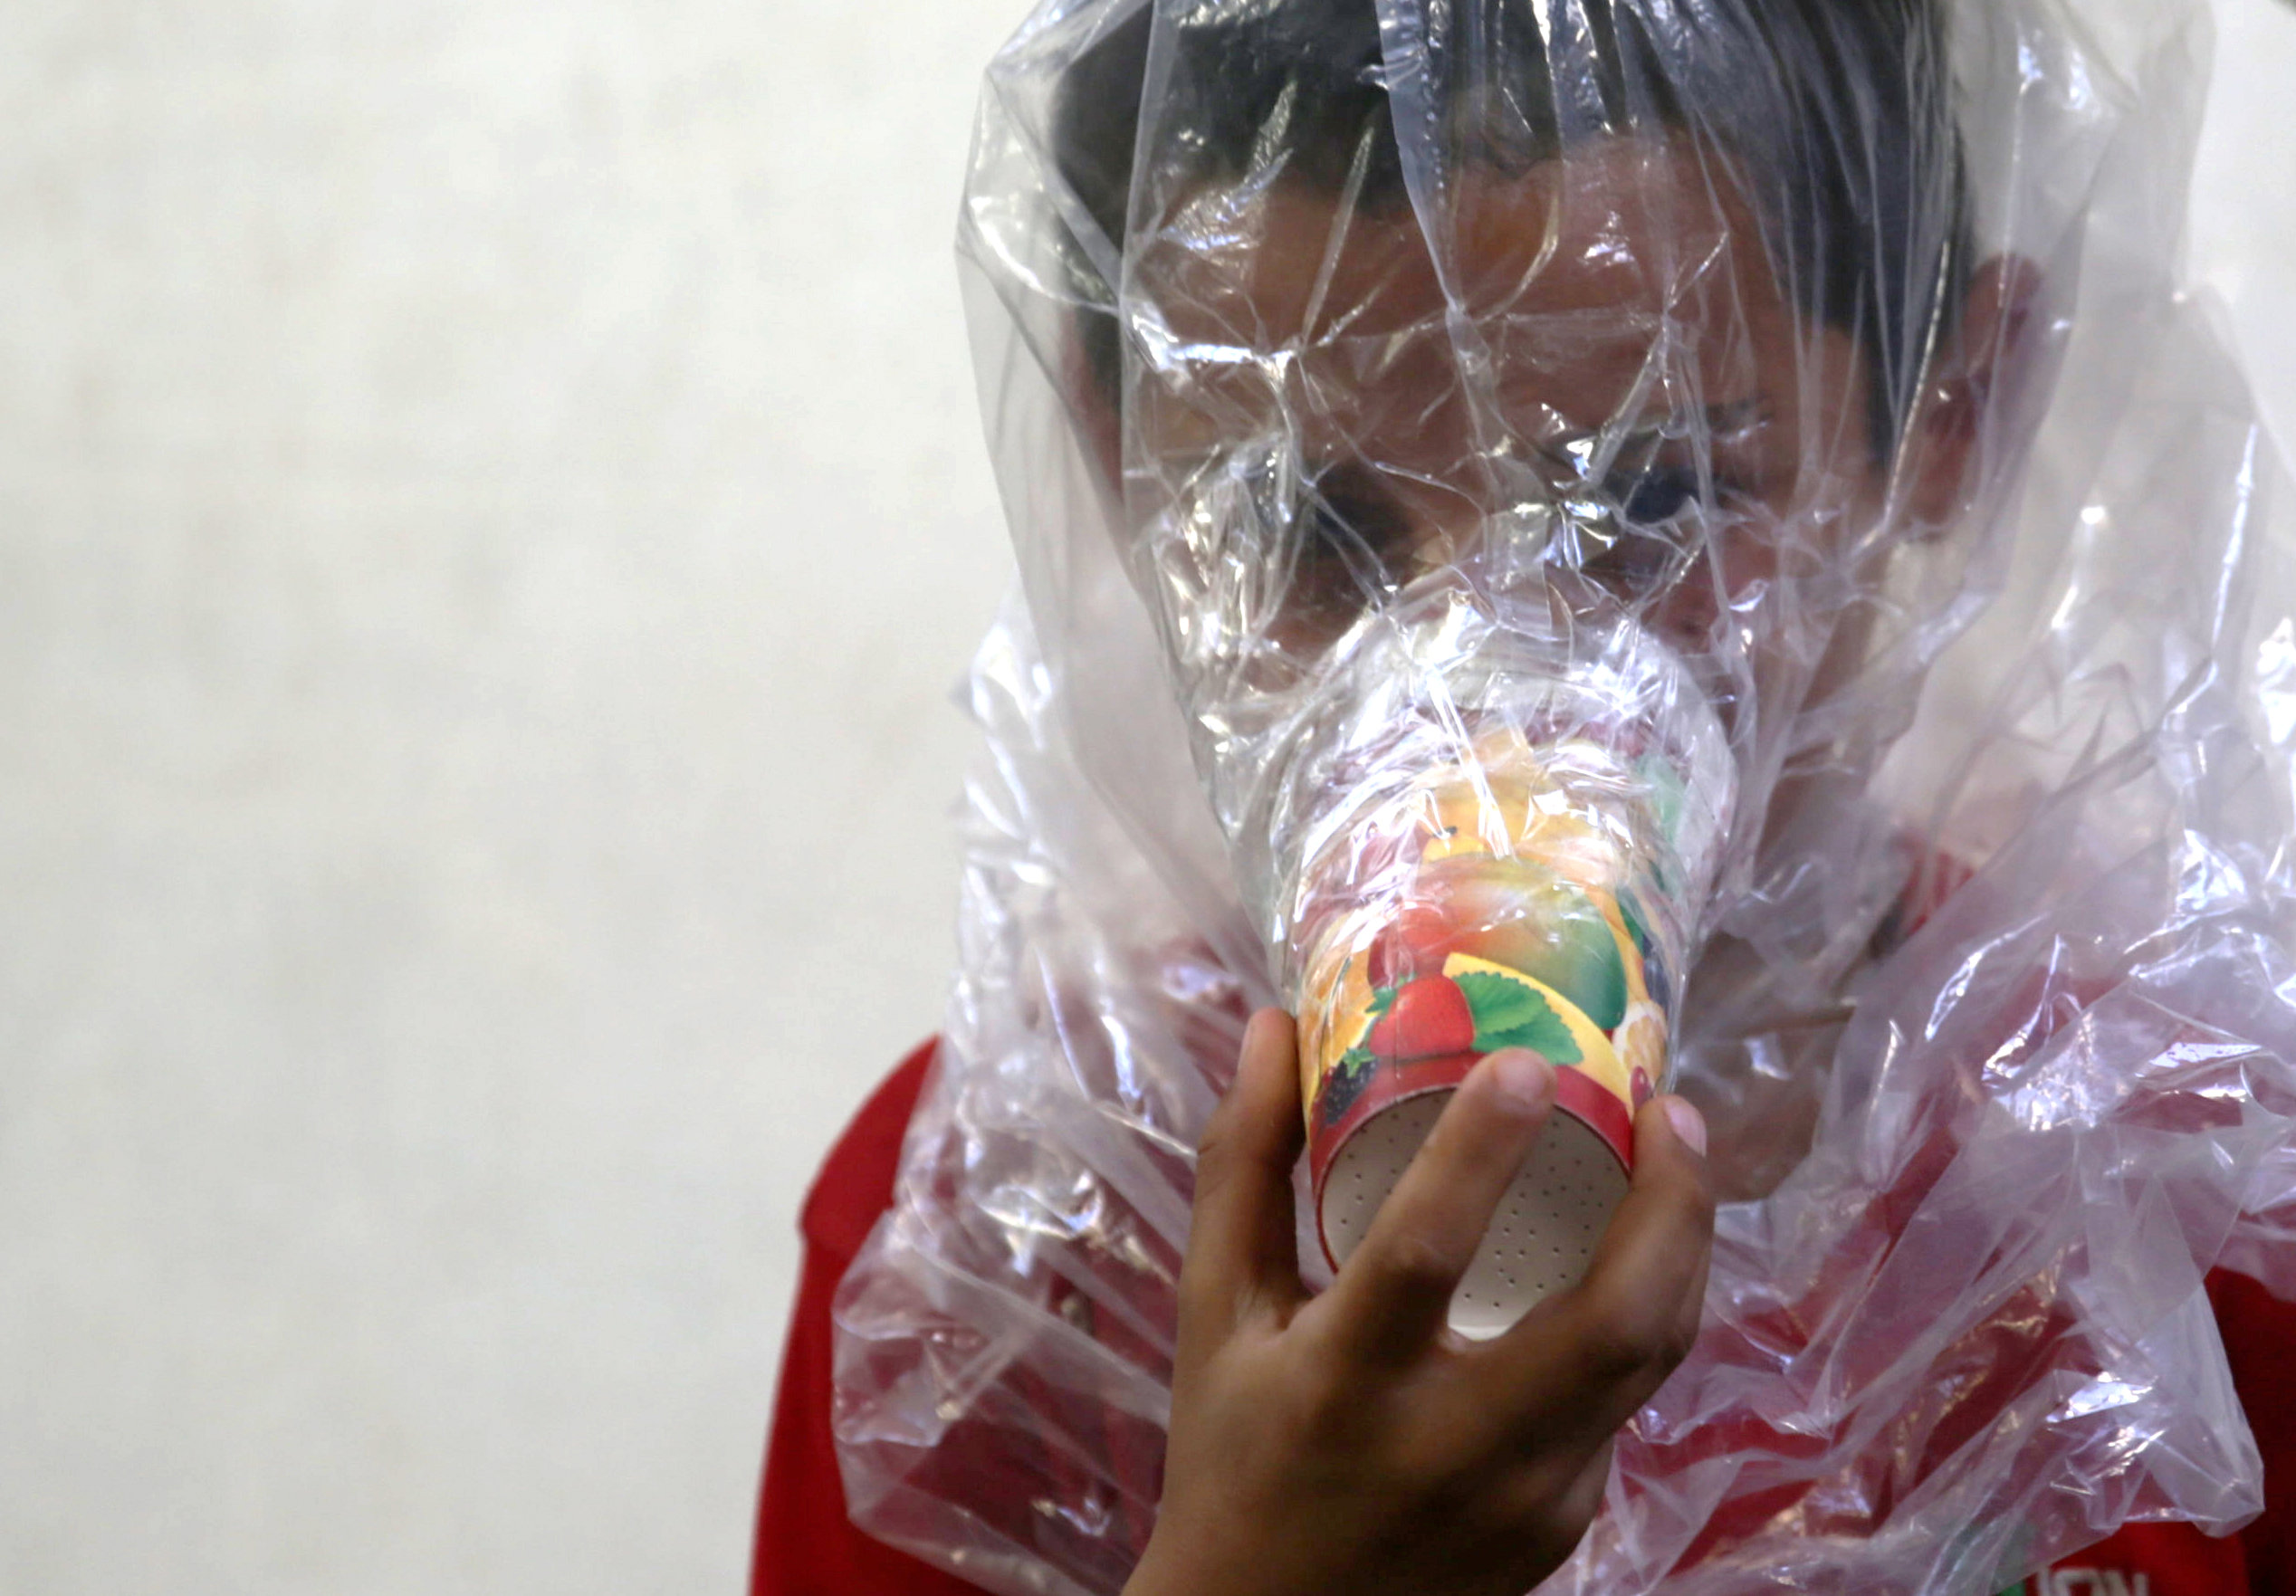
xmin=759 ymin=2 xmax=2296 ymax=1591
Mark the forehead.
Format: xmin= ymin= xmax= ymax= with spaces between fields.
xmin=1136 ymin=133 xmax=1792 ymax=436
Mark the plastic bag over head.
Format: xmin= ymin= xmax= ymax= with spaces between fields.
xmin=831 ymin=0 xmax=2296 ymax=1590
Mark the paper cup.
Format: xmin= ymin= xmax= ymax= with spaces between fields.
xmin=1294 ymin=741 xmax=1685 ymax=1337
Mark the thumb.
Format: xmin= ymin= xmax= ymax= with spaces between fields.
xmin=1178 ymin=1008 xmax=1307 ymax=1348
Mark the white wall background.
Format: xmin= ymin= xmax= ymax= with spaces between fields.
xmin=2 ymin=2 xmax=2292 ymax=1592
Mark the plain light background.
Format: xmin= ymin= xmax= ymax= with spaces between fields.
xmin=2 ymin=1 xmax=2293 ymax=1591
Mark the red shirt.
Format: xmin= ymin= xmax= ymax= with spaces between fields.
xmin=752 ymin=1043 xmax=2296 ymax=1595
xmin=751 ymin=1043 xmax=981 ymax=1596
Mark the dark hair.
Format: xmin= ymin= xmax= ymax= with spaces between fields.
xmin=1051 ymin=0 xmax=1972 ymax=460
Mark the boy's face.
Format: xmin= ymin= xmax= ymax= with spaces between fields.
xmin=1126 ymin=132 xmax=1934 ymax=699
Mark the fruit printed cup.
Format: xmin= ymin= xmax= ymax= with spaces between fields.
xmin=1290 ymin=699 xmax=1729 ymax=1338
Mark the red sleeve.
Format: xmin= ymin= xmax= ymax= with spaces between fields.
xmin=2013 ymin=1270 xmax=2296 ymax=1596
xmin=2215 ymin=1267 xmax=2296 ymax=1596
xmin=2025 ymin=1521 xmax=2246 ymax=1596
xmin=751 ymin=1041 xmax=986 ymax=1596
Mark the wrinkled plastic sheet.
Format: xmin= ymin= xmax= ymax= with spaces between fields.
xmin=830 ymin=1 xmax=2296 ymax=1591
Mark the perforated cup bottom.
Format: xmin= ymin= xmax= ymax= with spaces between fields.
xmin=1319 ymin=1087 xmax=1631 ymax=1340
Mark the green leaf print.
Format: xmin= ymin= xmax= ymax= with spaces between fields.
xmin=1454 ymin=970 xmax=1582 ymax=1065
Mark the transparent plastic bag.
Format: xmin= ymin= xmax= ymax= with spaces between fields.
xmin=830 ymin=1 xmax=2296 ymax=1591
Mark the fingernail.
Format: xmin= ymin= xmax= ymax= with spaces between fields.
xmin=1663 ymin=1095 xmax=1708 ymax=1157
xmin=1488 ymin=1049 xmax=1551 ymax=1116
xmin=1244 ymin=1007 xmax=1291 ymax=1051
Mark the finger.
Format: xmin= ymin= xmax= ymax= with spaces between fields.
xmin=1487 ymin=1437 xmax=1613 ymax=1586
xmin=1542 ymin=1438 xmax=1615 ymax=1563
xmin=1662 ymin=1113 xmax=1715 ymax=1362
xmin=1558 ymin=1436 xmax=1615 ymax=1535
xmin=1480 ymin=1092 xmax=1714 ymax=1441
xmin=1179 ymin=1008 xmax=1307 ymax=1344
xmin=1318 ymin=1049 xmax=1555 ymax=1366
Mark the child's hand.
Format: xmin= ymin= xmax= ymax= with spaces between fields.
xmin=1125 ymin=1008 xmax=1713 ymax=1596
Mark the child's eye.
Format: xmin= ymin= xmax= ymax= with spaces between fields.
xmin=1576 ymin=524 xmax=1683 ymax=598
xmin=1569 ymin=461 xmax=1746 ymax=600
xmin=1613 ymin=463 xmax=1702 ymax=526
